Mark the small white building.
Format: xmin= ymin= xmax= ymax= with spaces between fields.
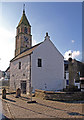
xmin=10 ymin=8 xmax=64 ymax=94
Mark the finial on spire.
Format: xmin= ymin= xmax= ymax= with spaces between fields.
xmin=23 ymin=4 xmax=25 ymax=14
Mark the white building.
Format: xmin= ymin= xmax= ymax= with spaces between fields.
xmin=64 ymin=59 xmax=84 ymax=91
xmin=10 ymin=7 xmax=64 ymax=94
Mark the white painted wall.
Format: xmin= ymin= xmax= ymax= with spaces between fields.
xmin=75 ymin=83 xmax=80 ymax=89
xmin=81 ymin=84 xmax=84 ymax=91
xmin=64 ymin=72 xmax=69 ymax=88
xmin=10 ymin=55 xmax=30 ymax=94
xmin=31 ymin=37 xmax=64 ymax=92
xmin=66 ymin=72 xmax=69 ymax=80
xmin=10 ymin=35 xmax=64 ymax=93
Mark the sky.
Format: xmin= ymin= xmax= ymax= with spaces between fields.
xmin=0 ymin=2 xmax=82 ymax=71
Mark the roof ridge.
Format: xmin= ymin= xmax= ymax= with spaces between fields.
xmin=21 ymin=42 xmax=43 ymax=53
xmin=10 ymin=42 xmax=43 ymax=62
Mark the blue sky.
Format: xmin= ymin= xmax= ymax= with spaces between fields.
xmin=0 ymin=2 xmax=82 ymax=71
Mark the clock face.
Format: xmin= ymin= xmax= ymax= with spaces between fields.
xmin=24 ymin=36 xmax=29 ymax=43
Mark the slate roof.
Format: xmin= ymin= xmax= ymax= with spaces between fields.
xmin=5 ymin=66 xmax=10 ymax=72
xmin=17 ymin=10 xmax=31 ymax=28
xmin=10 ymin=42 xmax=42 ymax=62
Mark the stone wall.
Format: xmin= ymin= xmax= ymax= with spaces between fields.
xmin=10 ymin=55 xmax=31 ymax=94
xmin=35 ymin=89 xmax=84 ymax=101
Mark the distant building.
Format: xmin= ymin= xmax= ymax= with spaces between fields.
xmin=64 ymin=60 xmax=69 ymax=88
xmin=5 ymin=67 xmax=10 ymax=80
xmin=0 ymin=70 xmax=5 ymax=79
xmin=64 ymin=59 xmax=84 ymax=91
xmin=10 ymin=7 xmax=64 ymax=94
xmin=0 ymin=70 xmax=6 ymax=86
xmin=0 ymin=70 xmax=2 ymax=79
xmin=80 ymin=63 xmax=84 ymax=91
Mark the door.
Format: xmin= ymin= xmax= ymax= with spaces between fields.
xmin=21 ymin=81 xmax=26 ymax=94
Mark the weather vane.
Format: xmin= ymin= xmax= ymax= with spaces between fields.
xmin=23 ymin=4 xmax=25 ymax=13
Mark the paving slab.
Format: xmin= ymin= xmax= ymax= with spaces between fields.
xmin=0 ymin=94 xmax=84 ymax=119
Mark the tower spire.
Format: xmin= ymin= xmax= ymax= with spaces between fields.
xmin=23 ymin=4 xmax=25 ymax=14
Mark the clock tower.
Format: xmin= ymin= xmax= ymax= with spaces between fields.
xmin=15 ymin=5 xmax=32 ymax=57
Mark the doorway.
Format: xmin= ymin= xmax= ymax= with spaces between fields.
xmin=21 ymin=81 xmax=26 ymax=94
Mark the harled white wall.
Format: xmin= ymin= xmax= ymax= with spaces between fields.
xmin=31 ymin=39 xmax=64 ymax=92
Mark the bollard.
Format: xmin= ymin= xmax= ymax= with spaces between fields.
xmin=2 ymin=88 xmax=6 ymax=99
xmin=16 ymin=88 xmax=21 ymax=98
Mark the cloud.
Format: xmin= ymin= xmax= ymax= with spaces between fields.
xmin=64 ymin=50 xmax=80 ymax=60
xmin=32 ymin=39 xmax=37 ymax=46
xmin=0 ymin=27 xmax=15 ymax=71
xmin=71 ymin=40 xmax=75 ymax=43
xmin=0 ymin=27 xmax=15 ymax=42
xmin=72 ymin=51 xmax=80 ymax=59
xmin=0 ymin=26 xmax=38 ymax=71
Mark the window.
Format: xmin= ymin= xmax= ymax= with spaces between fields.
xmin=38 ymin=59 xmax=42 ymax=67
xmin=29 ymin=28 xmax=31 ymax=34
xmin=17 ymin=36 xmax=19 ymax=39
xmin=66 ymin=80 xmax=69 ymax=85
xmin=24 ymin=27 xmax=27 ymax=34
xmin=19 ymin=62 xmax=21 ymax=69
